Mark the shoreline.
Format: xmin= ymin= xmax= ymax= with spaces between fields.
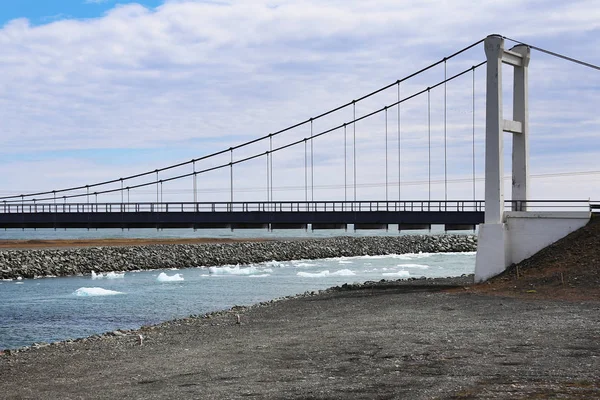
xmin=1 ymin=275 xmax=475 ymax=353
xmin=0 ymin=236 xmax=276 ymax=250
xmin=2 ymin=277 xmax=598 ymax=399
xmin=0 ymin=234 xmax=477 ymax=280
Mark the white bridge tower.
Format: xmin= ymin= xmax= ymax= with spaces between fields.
xmin=474 ymin=35 xmax=590 ymax=282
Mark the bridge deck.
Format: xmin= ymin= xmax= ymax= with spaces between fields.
xmin=0 ymin=200 xmax=588 ymax=229
xmin=0 ymin=210 xmax=484 ymax=229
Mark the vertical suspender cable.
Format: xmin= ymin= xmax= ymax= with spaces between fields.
xmin=193 ymin=161 xmax=197 ymax=204
xmin=310 ymin=119 xmax=314 ymax=201
xmin=120 ymin=179 xmax=123 ymax=205
xmin=266 ymin=150 xmax=270 ymax=202
xmin=86 ymin=186 xmax=89 ymax=204
xmin=304 ymin=139 xmax=308 ymax=202
xmin=155 ymin=171 xmax=159 ymax=204
xmin=385 ymin=106 xmax=388 ymax=202
xmin=269 ymin=136 xmax=273 ymax=203
xmin=472 ymin=66 xmax=476 ymax=203
xmin=428 ymin=88 xmax=431 ymax=202
xmin=230 ymin=148 xmax=233 ymax=204
xmin=397 ymin=82 xmax=401 ymax=201
xmin=344 ymin=124 xmax=347 ymax=202
xmin=353 ymin=101 xmax=357 ymax=201
xmin=444 ymin=59 xmax=448 ymax=202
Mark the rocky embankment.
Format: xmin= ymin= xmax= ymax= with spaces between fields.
xmin=0 ymin=234 xmax=476 ymax=280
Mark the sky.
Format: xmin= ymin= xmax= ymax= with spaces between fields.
xmin=0 ymin=0 xmax=599 ymax=205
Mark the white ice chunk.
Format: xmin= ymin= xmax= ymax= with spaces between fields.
xmin=297 ymin=269 xmax=355 ymax=278
xmin=331 ymin=269 xmax=356 ymax=276
xmin=92 ymin=271 xmax=125 ymax=280
xmin=74 ymin=287 xmax=124 ymax=296
xmin=157 ymin=272 xmax=184 ymax=282
xmin=208 ymin=266 xmax=265 ymax=276
xmin=397 ymin=264 xmax=430 ymax=269
xmin=382 ymin=271 xmax=410 ymax=278
xmin=392 ymin=251 xmax=475 ymax=259
xmin=292 ymin=262 xmax=317 ymax=267
xmin=263 ymin=260 xmax=286 ymax=268
xmin=297 ymin=271 xmax=330 ymax=278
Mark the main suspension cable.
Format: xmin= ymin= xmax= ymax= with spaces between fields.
xmin=0 ymin=38 xmax=486 ymax=202
xmin=6 ymin=62 xmax=487 ymax=204
xmin=504 ymin=36 xmax=600 ymax=71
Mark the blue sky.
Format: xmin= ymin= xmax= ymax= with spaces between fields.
xmin=0 ymin=0 xmax=599 ymax=203
xmin=0 ymin=0 xmax=163 ymax=26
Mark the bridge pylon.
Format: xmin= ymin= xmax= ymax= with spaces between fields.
xmin=474 ymin=35 xmax=590 ymax=282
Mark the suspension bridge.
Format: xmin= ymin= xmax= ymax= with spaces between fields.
xmin=0 ymin=35 xmax=597 ymax=233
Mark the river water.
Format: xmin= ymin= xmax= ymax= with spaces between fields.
xmin=0 ymin=227 xmax=475 ymax=350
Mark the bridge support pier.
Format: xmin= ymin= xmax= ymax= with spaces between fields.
xmin=474 ymin=35 xmax=590 ymax=282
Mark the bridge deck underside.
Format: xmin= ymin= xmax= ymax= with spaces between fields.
xmin=0 ymin=211 xmax=484 ymax=229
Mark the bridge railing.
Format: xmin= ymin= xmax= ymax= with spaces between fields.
xmin=505 ymin=200 xmax=592 ymax=212
xmin=0 ymin=199 xmax=591 ymax=214
xmin=0 ymin=200 xmax=486 ymax=214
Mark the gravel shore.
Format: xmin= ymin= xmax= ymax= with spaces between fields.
xmin=0 ymin=234 xmax=476 ymax=280
xmin=1 ymin=277 xmax=598 ymax=399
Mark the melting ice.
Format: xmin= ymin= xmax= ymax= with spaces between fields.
xmin=91 ymin=271 xmax=125 ymax=280
xmin=74 ymin=287 xmax=124 ymax=296
xmin=157 ymin=272 xmax=184 ymax=282
xmin=297 ymin=269 xmax=356 ymax=278
xmin=207 ymin=265 xmax=273 ymax=276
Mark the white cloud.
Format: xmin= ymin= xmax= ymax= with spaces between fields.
xmin=0 ymin=0 xmax=599 ymax=202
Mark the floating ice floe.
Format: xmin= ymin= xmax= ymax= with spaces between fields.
xmin=74 ymin=287 xmax=124 ymax=297
xmin=208 ymin=266 xmax=272 ymax=276
xmin=292 ymin=262 xmax=318 ymax=267
xmin=157 ymin=272 xmax=184 ymax=282
xmin=397 ymin=263 xmax=430 ymax=269
xmin=297 ymin=269 xmax=356 ymax=278
xmin=262 ymin=260 xmax=286 ymax=268
xmin=91 ymin=271 xmax=125 ymax=280
xmin=381 ymin=271 xmax=410 ymax=278
xmin=393 ymin=251 xmax=476 ymax=260
xmin=249 ymin=274 xmax=272 ymax=278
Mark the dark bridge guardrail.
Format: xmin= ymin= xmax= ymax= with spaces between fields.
xmin=0 ymin=200 xmax=590 ymax=229
xmin=1 ymin=200 xmax=487 ymax=214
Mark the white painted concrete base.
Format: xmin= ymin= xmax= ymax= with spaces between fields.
xmin=474 ymin=211 xmax=591 ymax=282
xmin=475 ymin=223 xmax=508 ymax=282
